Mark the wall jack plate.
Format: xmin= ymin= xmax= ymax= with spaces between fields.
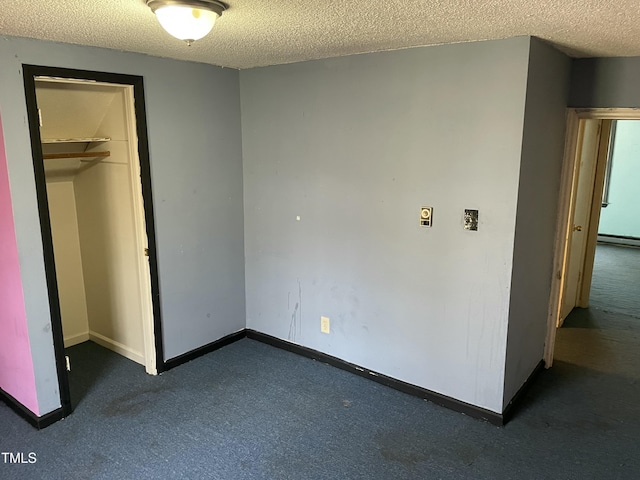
xmin=420 ymin=206 xmax=433 ymax=227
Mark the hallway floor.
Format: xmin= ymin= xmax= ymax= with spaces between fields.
xmin=589 ymin=243 xmax=640 ymax=318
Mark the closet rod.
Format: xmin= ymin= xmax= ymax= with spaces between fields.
xmin=43 ymin=151 xmax=111 ymax=160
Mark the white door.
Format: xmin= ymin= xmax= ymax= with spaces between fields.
xmin=560 ymin=120 xmax=602 ymax=321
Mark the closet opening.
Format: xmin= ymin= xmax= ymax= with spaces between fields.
xmin=23 ymin=65 xmax=164 ymax=416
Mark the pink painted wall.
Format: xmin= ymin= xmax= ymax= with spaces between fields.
xmin=0 ymin=112 xmax=39 ymax=415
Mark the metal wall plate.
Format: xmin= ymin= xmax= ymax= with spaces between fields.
xmin=420 ymin=206 xmax=433 ymax=227
xmin=464 ymin=209 xmax=478 ymax=231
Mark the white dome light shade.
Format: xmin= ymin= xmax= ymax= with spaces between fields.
xmin=154 ymin=5 xmax=218 ymax=42
xmin=147 ymin=1 xmax=227 ymax=45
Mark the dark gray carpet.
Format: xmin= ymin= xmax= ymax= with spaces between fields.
xmin=590 ymin=244 xmax=640 ymax=318
xmin=1 ymin=317 xmax=640 ymax=479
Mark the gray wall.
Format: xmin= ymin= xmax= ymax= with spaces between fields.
xmin=503 ymin=39 xmax=571 ymax=408
xmin=0 ymin=36 xmax=245 ymax=415
xmin=570 ymin=57 xmax=640 ymax=108
xmin=241 ymin=38 xmax=533 ymax=413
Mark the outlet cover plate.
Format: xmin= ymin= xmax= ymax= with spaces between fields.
xmin=321 ymin=316 xmax=330 ymax=334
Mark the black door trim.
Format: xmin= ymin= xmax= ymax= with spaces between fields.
xmin=22 ymin=64 xmax=166 ymax=420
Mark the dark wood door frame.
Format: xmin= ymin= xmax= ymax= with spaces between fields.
xmin=22 ymin=64 xmax=165 ymax=420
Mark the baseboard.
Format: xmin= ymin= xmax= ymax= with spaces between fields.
xmin=161 ymin=329 xmax=247 ymax=372
xmin=0 ymin=388 xmax=65 ymax=430
xmin=245 ymin=330 xmax=505 ymax=426
xmin=89 ymin=331 xmax=145 ymax=366
xmin=597 ymin=234 xmax=640 ymax=248
xmin=502 ymin=359 xmax=545 ymax=423
xmin=6 ymin=327 xmax=538 ymax=429
xmin=64 ymin=332 xmax=90 ymax=348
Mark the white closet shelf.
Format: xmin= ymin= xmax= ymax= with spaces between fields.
xmin=41 ymin=137 xmax=110 ymax=144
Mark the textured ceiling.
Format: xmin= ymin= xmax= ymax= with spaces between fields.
xmin=0 ymin=1 xmax=638 ymax=69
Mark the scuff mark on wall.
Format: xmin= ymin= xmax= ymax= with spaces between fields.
xmin=297 ymin=279 xmax=302 ymax=340
xmin=287 ymin=279 xmax=303 ymax=342
xmin=288 ymin=301 xmax=299 ymax=342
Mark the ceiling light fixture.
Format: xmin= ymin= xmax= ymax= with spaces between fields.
xmin=147 ymin=0 xmax=227 ymax=46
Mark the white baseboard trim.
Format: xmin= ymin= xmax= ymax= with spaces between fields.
xmin=64 ymin=332 xmax=90 ymax=348
xmin=88 ymin=331 xmax=145 ymax=366
xmin=597 ymin=235 xmax=640 ymax=248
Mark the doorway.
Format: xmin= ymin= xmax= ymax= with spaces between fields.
xmin=558 ymin=118 xmax=612 ymax=323
xmin=590 ymin=119 xmax=640 ymax=318
xmin=23 ymin=65 xmax=164 ymax=416
xmin=545 ymin=108 xmax=640 ymax=366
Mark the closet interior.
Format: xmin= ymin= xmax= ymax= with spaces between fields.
xmin=37 ymin=79 xmax=153 ymax=370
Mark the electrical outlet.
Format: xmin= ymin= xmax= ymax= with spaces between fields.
xmin=321 ymin=316 xmax=330 ymax=334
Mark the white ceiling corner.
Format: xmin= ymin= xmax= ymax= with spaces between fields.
xmin=0 ymin=1 xmax=638 ymax=69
